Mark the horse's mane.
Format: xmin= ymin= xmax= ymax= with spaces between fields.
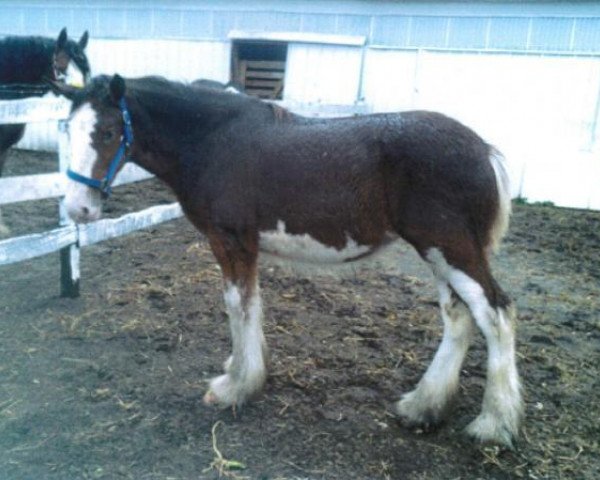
xmin=269 ymin=102 xmax=297 ymax=123
xmin=0 ymin=35 xmax=54 ymax=55
xmin=134 ymin=76 xmax=259 ymax=111
xmin=77 ymin=75 xmax=296 ymax=126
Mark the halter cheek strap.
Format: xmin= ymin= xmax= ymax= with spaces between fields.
xmin=67 ymin=98 xmax=134 ymax=198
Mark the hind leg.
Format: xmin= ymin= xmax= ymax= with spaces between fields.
xmin=397 ymin=279 xmax=474 ymax=427
xmin=426 ymin=248 xmax=522 ymax=448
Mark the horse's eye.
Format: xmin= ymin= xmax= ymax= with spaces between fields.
xmin=102 ymin=131 xmax=115 ymax=143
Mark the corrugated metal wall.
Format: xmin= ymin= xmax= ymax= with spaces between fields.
xmin=2 ymin=2 xmax=600 ymax=53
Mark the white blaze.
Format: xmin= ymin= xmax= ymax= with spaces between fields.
xmin=65 ymin=103 xmax=102 ymax=222
xmin=64 ymin=61 xmax=86 ymax=88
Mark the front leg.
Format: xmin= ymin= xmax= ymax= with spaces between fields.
xmin=203 ymin=229 xmax=268 ymax=408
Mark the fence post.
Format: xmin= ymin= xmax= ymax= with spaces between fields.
xmin=57 ymin=119 xmax=80 ymax=297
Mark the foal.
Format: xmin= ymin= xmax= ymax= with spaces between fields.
xmin=53 ymin=74 xmax=522 ymax=448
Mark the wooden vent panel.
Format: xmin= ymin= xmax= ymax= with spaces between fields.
xmin=240 ymin=60 xmax=285 ymax=99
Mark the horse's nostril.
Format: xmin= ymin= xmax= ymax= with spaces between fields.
xmin=81 ymin=206 xmax=90 ymax=216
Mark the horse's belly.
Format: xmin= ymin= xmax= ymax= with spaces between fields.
xmin=258 ymin=220 xmax=373 ymax=264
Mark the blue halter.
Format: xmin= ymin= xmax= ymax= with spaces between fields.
xmin=67 ymin=97 xmax=134 ymax=198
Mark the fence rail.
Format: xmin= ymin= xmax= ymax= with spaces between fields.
xmin=0 ymin=163 xmax=155 ymax=205
xmin=0 ymin=203 xmax=183 ymax=265
xmin=0 ymin=96 xmax=183 ymax=297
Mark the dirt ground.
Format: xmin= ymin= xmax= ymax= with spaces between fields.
xmin=0 ymin=149 xmax=599 ymax=480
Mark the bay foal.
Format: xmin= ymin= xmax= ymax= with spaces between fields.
xmin=53 ymin=75 xmax=522 ymax=447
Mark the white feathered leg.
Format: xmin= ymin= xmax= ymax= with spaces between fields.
xmin=397 ymin=280 xmax=474 ymax=426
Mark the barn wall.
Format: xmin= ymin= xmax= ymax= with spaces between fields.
xmin=2 ymin=1 xmax=600 ymax=52
xmin=362 ymin=49 xmax=600 ymax=209
xmin=284 ymin=43 xmax=362 ymax=104
xmin=88 ymin=39 xmax=230 ymax=81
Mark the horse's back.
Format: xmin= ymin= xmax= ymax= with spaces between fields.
xmin=0 ymin=36 xmax=52 ymax=84
xmin=251 ymin=109 xmax=493 ymax=192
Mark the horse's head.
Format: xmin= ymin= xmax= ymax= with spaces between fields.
xmin=52 ymin=74 xmax=131 ymax=223
xmin=54 ymin=28 xmax=91 ymax=88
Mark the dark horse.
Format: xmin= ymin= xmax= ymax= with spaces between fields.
xmin=0 ymin=28 xmax=90 ymax=161
xmin=52 ymin=74 xmax=522 ymax=448
xmin=0 ymin=28 xmax=90 ymax=233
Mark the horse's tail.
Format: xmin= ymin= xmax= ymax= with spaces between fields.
xmin=487 ymin=146 xmax=512 ymax=254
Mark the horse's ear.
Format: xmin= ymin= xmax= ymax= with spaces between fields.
xmin=46 ymin=78 xmax=79 ymax=100
xmin=109 ymin=74 xmax=126 ymax=102
xmin=57 ymin=27 xmax=68 ymax=50
xmin=79 ymin=31 xmax=89 ymax=50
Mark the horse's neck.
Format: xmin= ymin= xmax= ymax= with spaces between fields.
xmin=128 ymin=90 xmax=243 ymax=187
xmin=127 ymin=101 xmax=188 ymax=190
xmin=130 ymin=127 xmax=182 ymax=191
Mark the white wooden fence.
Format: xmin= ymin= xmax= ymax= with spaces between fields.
xmin=0 ymin=96 xmax=183 ymax=297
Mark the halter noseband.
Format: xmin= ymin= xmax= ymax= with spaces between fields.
xmin=67 ymin=98 xmax=133 ymax=198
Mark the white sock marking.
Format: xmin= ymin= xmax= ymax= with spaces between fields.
xmin=65 ymin=103 xmax=102 ymax=222
xmin=425 ymin=248 xmax=522 ymax=443
xmin=211 ymin=282 xmax=266 ymax=405
xmin=64 ymin=61 xmax=86 ymax=88
xmin=397 ymin=280 xmax=473 ymax=422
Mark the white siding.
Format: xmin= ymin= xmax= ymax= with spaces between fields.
xmin=87 ymin=39 xmax=230 ymax=81
xmin=284 ymin=43 xmax=362 ymax=104
xmin=361 ymin=49 xmax=417 ymax=112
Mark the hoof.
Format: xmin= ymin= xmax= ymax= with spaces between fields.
xmin=203 ymin=370 xmax=266 ymax=409
xmin=465 ymin=414 xmax=518 ymax=449
xmin=395 ymin=390 xmax=446 ymax=430
xmin=203 ymin=389 xmax=220 ymax=406
xmin=203 ymin=374 xmax=241 ymax=408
